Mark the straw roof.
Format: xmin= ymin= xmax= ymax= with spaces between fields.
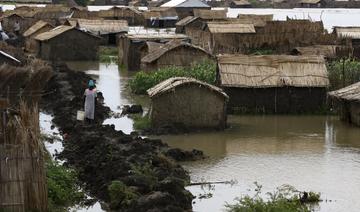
xmin=232 ymin=0 xmax=251 ymax=6
xmin=175 ymin=16 xmax=198 ymax=26
xmin=23 ymin=20 xmax=53 ymax=37
xmin=237 ymin=14 xmax=273 ymax=27
xmin=328 ymin=82 xmax=360 ymax=102
xmin=66 ymin=19 xmax=128 ymax=35
xmin=193 ymin=9 xmax=227 ymax=19
xmin=217 ymin=54 xmax=329 ymax=88
xmin=141 ymin=39 xmax=211 ymax=63
xmin=143 ymin=42 xmax=165 ymax=53
xmin=34 ymin=25 xmax=92 ymax=41
xmin=334 ymin=27 xmax=360 ymax=39
xmin=147 ymin=77 xmax=228 ymax=99
xmin=299 ymin=0 xmax=321 ymax=4
xmin=127 ymin=33 xmax=188 ymax=40
xmin=207 ymin=22 xmax=256 ymax=34
xmin=292 ymin=45 xmax=339 ymax=58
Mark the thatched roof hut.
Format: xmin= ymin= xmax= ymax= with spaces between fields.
xmin=141 ymin=39 xmax=214 ymax=70
xmin=147 ymin=77 xmax=228 ymax=129
xmin=298 ymin=0 xmax=322 ymax=7
xmin=35 ymin=25 xmax=100 ymax=61
xmin=334 ymin=27 xmax=360 ymax=39
xmin=118 ymin=33 xmax=189 ymax=71
xmin=143 ymin=7 xmax=178 ymax=28
xmin=217 ymin=54 xmax=329 ymax=113
xmin=230 ymin=0 xmax=252 ymax=8
xmin=291 ymin=45 xmax=353 ymax=59
xmin=97 ymin=6 xmax=144 ymax=26
xmin=193 ymin=9 xmax=227 ymax=19
xmin=329 ymin=82 xmax=360 ymax=126
xmin=23 ymin=20 xmax=54 ymax=53
xmin=237 ymin=14 xmax=273 ymax=27
xmin=161 ymin=0 xmax=211 ymax=19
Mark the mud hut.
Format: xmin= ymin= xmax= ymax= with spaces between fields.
xmin=0 ymin=12 xmax=36 ymax=34
xmin=97 ymin=6 xmax=144 ymax=26
xmin=230 ymin=0 xmax=252 ymax=8
xmin=143 ymin=8 xmax=178 ymax=28
xmin=35 ymin=25 xmax=100 ymax=61
xmin=147 ymin=77 xmax=228 ymax=129
xmin=328 ymin=82 xmax=360 ymax=126
xmin=217 ymin=54 xmax=329 ymax=114
xmin=118 ymin=33 xmax=189 ymax=71
xmin=161 ymin=0 xmax=211 ymax=19
xmin=66 ymin=19 xmax=128 ymax=45
xmin=0 ymin=50 xmax=21 ymax=66
xmin=23 ymin=20 xmax=54 ymax=53
xmin=141 ymin=39 xmax=213 ymax=71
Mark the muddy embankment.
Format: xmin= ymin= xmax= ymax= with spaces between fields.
xmin=41 ymin=63 xmax=204 ymax=212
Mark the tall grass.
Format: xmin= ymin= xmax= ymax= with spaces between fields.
xmin=129 ymin=60 xmax=217 ymax=94
xmin=327 ymin=58 xmax=360 ymax=91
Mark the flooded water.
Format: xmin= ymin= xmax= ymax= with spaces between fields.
xmin=66 ymin=61 xmax=360 ymax=212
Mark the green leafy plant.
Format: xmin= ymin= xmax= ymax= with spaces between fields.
xmin=129 ymin=60 xmax=217 ymax=94
xmin=225 ymin=183 xmax=321 ymax=212
xmin=131 ymin=114 xmax=151 ymax=130
xmin=327 ymin=58 xmax=360 ymax=91
xmin=46 ymin=159 xmax=85 ymax=211
xmin=108 ymin=181 xmax=138 ymax=209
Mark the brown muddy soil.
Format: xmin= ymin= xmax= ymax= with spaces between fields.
xmin=41 ymin=63 xmax=203 ymax=211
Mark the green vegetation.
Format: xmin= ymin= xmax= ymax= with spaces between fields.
xmin=131 ymin=114 xmax=151 ymax=130
xmin=108 ymin=181 xmax=138 ymax=209
xmin=47 ymin=159 xmax=85 ymax=211
xmin=225 ymin=183 xmax=321 ymax=212
xmin=130 ymin=163 xmax=158 ymax=190
xmin=129 ymin=60 xmax=217 ymax=94
xmin=99 ymin=46 xmax=118 ymax=64
xmin=327 ymin=58 xmax=360 ymax=91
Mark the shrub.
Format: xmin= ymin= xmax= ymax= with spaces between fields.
xmin=131 ymin=114 xmax=151 ymax=130
xmin=225 ymin=183 xmax=320 ymax=212
xmin=327 ymin=58 xmax=360 ymax=91
xmin=46 ymin=159 xmax=85 ymax=211
xmin=108 ymin=181 xmax=138 ymax=209
xmin=129 ymin=60 xmax=217 ymax=94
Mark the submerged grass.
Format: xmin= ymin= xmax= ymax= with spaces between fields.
xmin=128 ymin=60 xmax=217 ymax=94
xmin=99 ymin=46 xmax=118 ymax=64
xmin=226 ymin=183 xmax=321 ymax=212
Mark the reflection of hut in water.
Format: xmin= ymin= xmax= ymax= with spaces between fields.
xmin=147 ymin=77 xmax=228 ymax=130
xmin=65 ymin=19 xmax=128 ymax=45
xmin=118 ymin=33 xmax=189 ymax=71
xmin=141 ymin=39 xmax=214 ymax=71
xmin=328 ymin=82 xmax=360 ymax=127
xmin=217 ymin=54 xmax=329 ymax=114
xmin=35 ymin=25 xmax=100 ymax=61
xmin=23 ymin=20 xmax=54 ymax=53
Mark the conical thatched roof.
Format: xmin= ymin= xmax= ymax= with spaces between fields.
xmin=328 ymin=82 xmax=360 ymax=102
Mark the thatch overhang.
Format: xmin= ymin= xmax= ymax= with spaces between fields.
xmin=147 ymin=77 xmax=229 ymax=99
xmin=292 ymin=45 xmax=339 ymax=58
xmin=299 ymin=0 xmax=321 ymax=4
xmin=232 ymin=0 xmax=251 ymax=6
xmin=217 ymin=54 xmax=329 ymax=88
xmin=23 ymin=20 xmax=53 ymax=37
xmin=34 ymin=25 xmax=100 ymax=41
xmin=334 ymin=27 xmax=360 ymax=39
xmin=237 ymin=14 xmax=273 ymax=27
xmin=66 ymin=19 xmax=128 ymax=35
xmin=98 ymin=6 xmax=142 ymax=17
xmin=127 ymin=33 xmax=189 ymax=41
xmin=193 ymin=9 xmax=227 ymax=19
xmin=207 ymin=22 xmax=256 ymax=34
xmin=141 ymin=39 xmax=212 ymax=63
xmin=328 ymin=82 xmax=360 ymax=103
xmin=175 ymin=16 xmax=198 ymax=26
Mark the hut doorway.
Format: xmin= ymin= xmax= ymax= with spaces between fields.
xmin=108 ymin=33 xmax=117 ymax=45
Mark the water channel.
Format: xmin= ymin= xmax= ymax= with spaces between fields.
xmin=63 ymin=61 xmax=360 ymax=212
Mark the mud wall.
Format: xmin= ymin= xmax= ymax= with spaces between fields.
xmin=38 ymin=30 xmax=99 ymax=61
xmin=225 ymin=87 xmax=327 ymax=114
xmin=151 ymin=84 xmax=227 ymax=129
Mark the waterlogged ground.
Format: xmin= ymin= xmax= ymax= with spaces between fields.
xmin=63 ymin=62 xmax=360 ymax=212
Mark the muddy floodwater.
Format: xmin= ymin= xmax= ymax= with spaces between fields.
xmin=65 ymin=61 xmax=360 ymax=212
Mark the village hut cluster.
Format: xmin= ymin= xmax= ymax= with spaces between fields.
xmin=0 ymin=2 xmax=359 ymax=131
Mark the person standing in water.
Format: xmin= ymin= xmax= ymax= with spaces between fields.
xmin=84 ymin=80 xmax=97 ymax=123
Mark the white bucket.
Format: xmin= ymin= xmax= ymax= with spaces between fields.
xmin=76 ymin=110 xmax=85 ymax=121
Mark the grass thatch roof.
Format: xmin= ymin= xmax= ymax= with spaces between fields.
xmin=237 ymin=14 xmax=273 ymax=27
xmin=328 ymin=82 xmax=360 ymax=102
xmin=175 ymin=16 xmax=198 ymax=26
xmin=98 ymin=6 xmax=142 ymax=18
xmin=141 ymin=39 xmax=211 ymax=63
xmin=334 ymin=27 xmax=360 ymax=39
xmin=292 ymin=45 xmax=339 ymax=58
xmin=67 ymin=19 xmax=128 ymax=35
xmin=193 ymin=9 xmax=227 ymax=20
xmin=23 ymin=20 xmax=53 ymax=37
xmin=147 ymin=77 xmax=228 ymax=99
xmin=207 ymin=22 xmax=256 ymax=34
xmin=217 ymin=54 xmax=329 ymax=88
xmin=232 ymin=0 xmax=251 ymax=6
xmin=35 ymin=25 xmax=74 ymax=41
xmin=299 ymin=0 xmax=321 ymax=4
xmin=127 ymin=33 xmax=188 ymax=40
